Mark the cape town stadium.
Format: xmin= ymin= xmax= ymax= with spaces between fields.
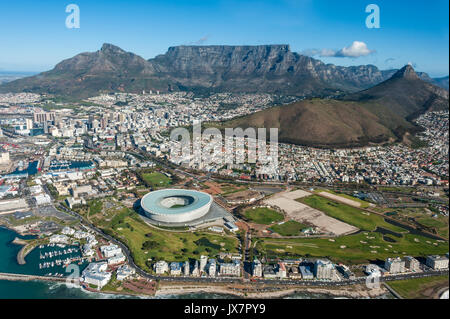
xmin=140 ymin=189 xmax=213 ymax=224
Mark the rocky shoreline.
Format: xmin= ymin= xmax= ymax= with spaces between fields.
xmin=155 ymin=283 xmax=390 ymax=299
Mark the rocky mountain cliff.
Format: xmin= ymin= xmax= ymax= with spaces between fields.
xmin=0 ymin=44 xmax=447 ymax=98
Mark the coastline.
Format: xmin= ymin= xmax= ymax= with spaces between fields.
xmin=155 ymin=283 xmax=389 ymax=299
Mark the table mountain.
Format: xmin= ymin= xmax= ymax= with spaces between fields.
xmin=1 ymin=43 xmax=446 ymax=98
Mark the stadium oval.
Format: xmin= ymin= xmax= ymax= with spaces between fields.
xmin=140 ymin=189 xmax=213 ymax=223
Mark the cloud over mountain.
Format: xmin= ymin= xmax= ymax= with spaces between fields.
xmin=302 ymin=41 xmax=375 ymax=58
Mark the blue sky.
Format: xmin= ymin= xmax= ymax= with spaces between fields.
xmin=0 ymin=0 xmax=448 ymax=77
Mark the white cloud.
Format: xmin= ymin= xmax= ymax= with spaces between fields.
xmin=301 ymin=41 xmax=375 ymax=58
xmin=335 ymin=41 xmax=374 ymax=57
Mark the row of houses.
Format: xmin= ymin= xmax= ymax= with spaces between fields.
xmin=154 ymin=255 xmax=241 ymax=277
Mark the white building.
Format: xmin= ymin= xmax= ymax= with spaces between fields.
xmin=426 ymin=255 xmax=449 ymax=270
xmin=404 ymin=256 xmax=421 ymax=272
xmin=49 ymin=234 xmax=69 ymax=244
xmin=384 ymin=257 xmax=406 ymax=274
xmin=100 ymin=244 xmax=122 ymax=258
xmin=314 ymin=260 xmax=337 ymax=280
xmin=200 ymin=255 xmax=208 ymax=273
xmin=82 ymin=262 xmax=111 ymax=289
xmin=61 ymin=227 xmax=75 ymax=236
xmin=116 ymin=264 xmax=135 ymax=281
xmin=252 ymin=259 xmax=263 ymax=277
xmin=219 ymin=260 xmax=241 ymax=277
xmin=184 ymin=261 xmax=190 ymax=276
xmin=154 ymin=261 xmax=169 ymax=274
xmin=208 ymin=259 xmax=217 ymax=277
xmin=170 ymin=262 xmax=183 ymax=276
xmin=108 ymin=253 xmax=126 ymax=265
xmin=34 ymin=194 xmax=52 ymax=206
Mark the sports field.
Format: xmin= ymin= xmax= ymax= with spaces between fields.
xmin=243 ymin=207 xmax=284 ymax=225
xmin=269 ymin=220 xmax=308 ymax=236
xmin=141 ymin=172 xmax=172 ymax=189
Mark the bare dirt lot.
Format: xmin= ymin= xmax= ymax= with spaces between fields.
xmin=264 ymin=190 xmax=358 ymax=236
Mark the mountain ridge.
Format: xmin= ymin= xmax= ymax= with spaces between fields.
xmin=218 ymin=65 xmax=449 ymax=148
xmin=1 ymin=43 xmax=447 ymax=98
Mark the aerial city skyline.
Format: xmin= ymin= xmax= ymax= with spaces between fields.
xmin=0 ymin=0 xmax=448 ymax=308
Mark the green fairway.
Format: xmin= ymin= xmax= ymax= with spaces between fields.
xmin=299 ymin=195 xmax=405 ymax=233
xmin=141 ymin=172 xmax=172 ymax=189
xmin=243 ymin=207 xmax=284 ymax=225
xmin=96 ymin=206 xmax=239 ymax=272
xmin=269 ymin=220 xmax=308 ymax=236
xmin=388 ymin=275 xmax=449 ymax=299
xmin=256 ymin=231 xmax=448 ymax=265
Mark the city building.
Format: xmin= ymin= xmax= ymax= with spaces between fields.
xmin=100 ymin=244 xmax=122 ymax=258
xmin=404 ymin=256 xmax=421 ymax=272
xmin=184 ymin=261 xmax=190 ymax=276
xmin=34 ymin=112 xmax=56 ymax=124
xmin=219 ymin=260 xmax=241 ymax=277
xmin=314 ymin=260 xmax=336 ymax=280
xmin=169 ymin=262 xmax=183 ymax=276
xmin=116 ymin=264 xmax=135 ymax=281
xmin=82 ymin=262 xmax=111 ymax=289
xmin=299 ymin=265 xmax=314 ymax=280
xmin=200 ymin=255 xmax=208 ymax=273
xmin=384 ymin=257 xmax=406 ymax=274
xmin=208 ymin=259 xmax=217 ymax=277
xmin=252 ymin=259 xmax=263 ymax=277
xmin=154 ymin=261 xmax=169 ymax=274
xmin=426 ymin=255 xmax=449 ymax=270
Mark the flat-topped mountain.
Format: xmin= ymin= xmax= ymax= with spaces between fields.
xmin=1 ymin=43 xmax=446 ymax=98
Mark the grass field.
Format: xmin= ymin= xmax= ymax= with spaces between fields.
xmin=255 ymin=231 xmax=448 ymax=265
xmin=416 ymin=217 xmax=449 ymax=239
xmin=388 ymin=275 xmax=449 ymax=299
xmin=88 ymin=200 xmax=103 ymax=217
xmin=316 ymin=189 xmax=372 ymax=208
xmin=299 ymin=195 xmax=406 ymax=233
xmin=93 ymin=204 xmax=239 ymax=272
xmin=269 ymin=220 xmax=308 ymax=236
xmin=243 ymin=207 xmax=284 ymax=225
xmin=141 ymin=172 xmax=172 ymax=189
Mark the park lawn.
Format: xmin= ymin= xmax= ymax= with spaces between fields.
xmin=243 ymin=207 xmax=284 ymax=225
xmin=388 ymin=275 xmax=449 ymax=299
xmin=299 ymin=195 xmax=405 ymax=233
xmin=220 ymin=184 xmax=248 ymax=196
xmin=316 ymin=189 xmax=372 ymax=208
xmin=141 ymin=172 xmax=172 ymax=189
xmin=102 ymin=212 xmax=239 ymax=271
xmin=255 ymin=231 xmax=448 ymax=265
xmin=269 ymin=220 xmax=308 ymax=236
xmin=88 ymin=200 xmax=103 ymax=217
